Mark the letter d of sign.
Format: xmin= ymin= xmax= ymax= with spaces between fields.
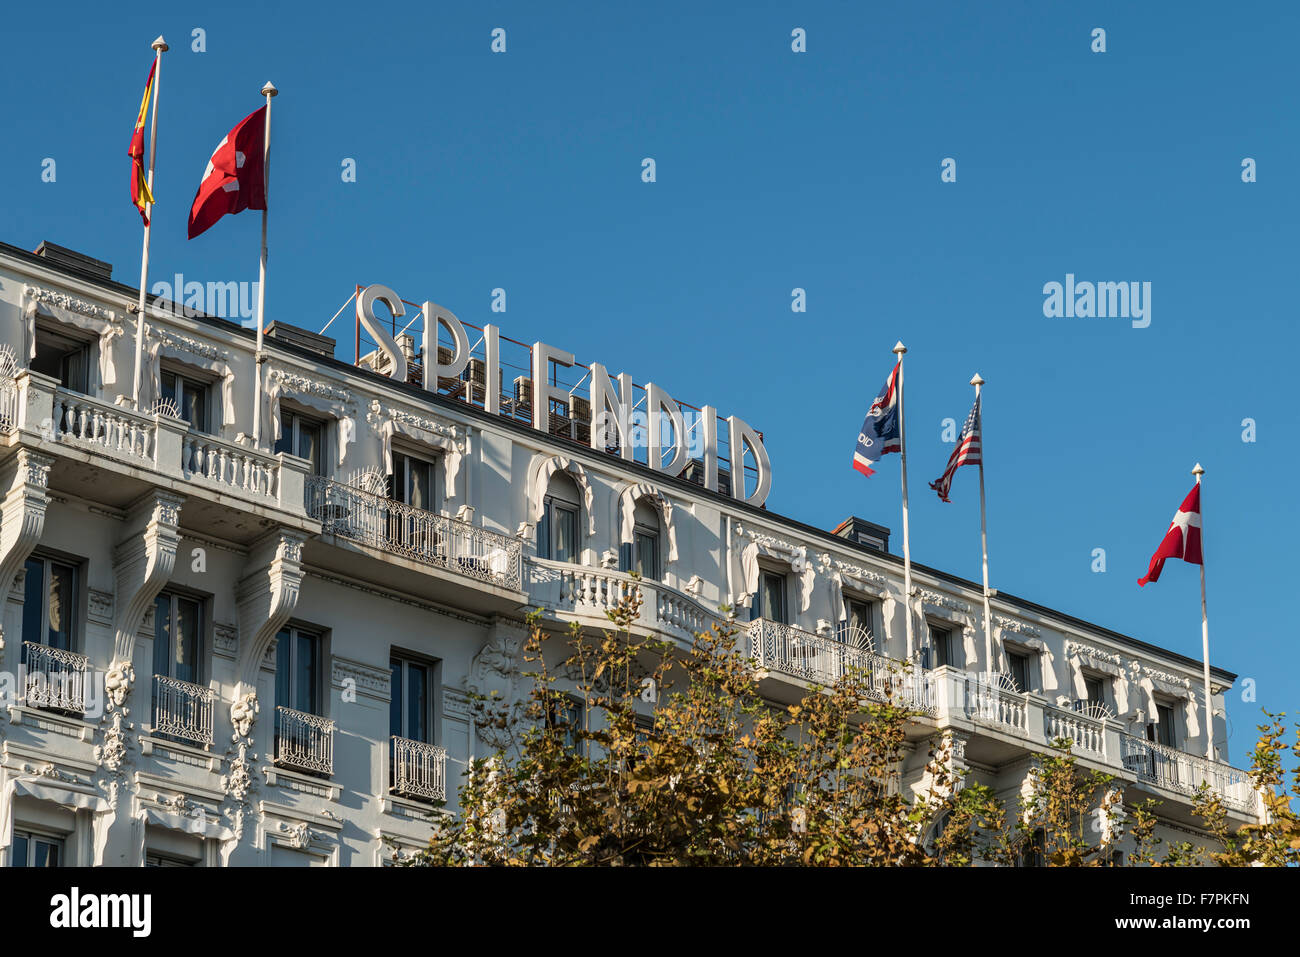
xmin=422 ymin=300 xmax=470 ymax=392
xmin=356 ymin=284 xmax=408 ymax=382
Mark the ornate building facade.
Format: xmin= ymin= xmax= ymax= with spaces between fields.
xmin=0 ymin=240 xmax=1259 ymax=866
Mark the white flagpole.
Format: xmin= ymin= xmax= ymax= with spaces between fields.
xmin=131 ymin=35 xmax=168 ymax=410
xmin=971 ymin=373 xmax=994 ymax=673
xmin=1193 ymin=462 xmax=1214 ymax=759
xmin=893 ymin=341 xmax=915 ymax=659
xmin=251 ymin=81 xmax=278 ymax=449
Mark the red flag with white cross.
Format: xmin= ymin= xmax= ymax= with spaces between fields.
xmin=1137 ymin=482 xmax=1203 ymax=586
xmin=187 ymin=106 xmax=267 ymax=239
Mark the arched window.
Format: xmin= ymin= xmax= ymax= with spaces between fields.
xmin=538 ymin=471 xmax=582 ymax=563
xmin=620 ymin=500 xmax=661 ymax=581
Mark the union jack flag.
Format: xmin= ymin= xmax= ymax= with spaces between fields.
xmin=930 ymin=396 xmax=981 ymax=502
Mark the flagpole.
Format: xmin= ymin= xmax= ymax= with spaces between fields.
xmin=893 ymin=341 xmax=915 ymax=659
xmin=131 ymin=35 xmax=167 ymax=410
xmin=971 ymin=373 xmax=994 ymax=673
xmin=1193 ymin=462 xmax=1213 ymax=759
xmin=251 ymin=81 xmax=277 ymax=449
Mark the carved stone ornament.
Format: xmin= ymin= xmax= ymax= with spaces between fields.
xmin=231 ymin=691 xmax=259 ymax=742
xmin=104 ymin=660 xmax=134 ymax=711
xmin=465 ymin=632 xmax=525 ymax=751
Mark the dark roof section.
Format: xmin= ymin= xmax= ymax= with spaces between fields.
xmin=1 ymin=239 xmax=1237 ymax=684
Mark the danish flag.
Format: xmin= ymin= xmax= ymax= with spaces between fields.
xmin=1137 ymin=482 xmax=1203 ymax=586
xmin=187 ymin=106 xmax=267 ymax=239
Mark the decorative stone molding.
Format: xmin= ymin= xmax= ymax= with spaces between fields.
xmin=24 ymin=285 xmax=117 ymax=324
xmin=111 ymin=491 xmax=185 ymax=664
xmin=618 ymin=481 xmax=678 ymax=563
xmin=916 ymin=588 xmax=971 ymax=614
xmin=212 ymin=622 xmax=239 ymax=659
xmin=146 ymin=323 xmax=230 ymax=362
xmin=995 ymin=614 xmax=1041 ymax=639
xmin=465 ymin=622 xmax=526 ymax=751
xmin=0 ymin=449 xmax=55 ymax=653
xmin=443 ymin=688 xmax=474 ymax=720
xmin=528 ymin=454 xmax=597 ymax=537
xmin=736 ymin=526 xmax=816 ymax=611
xmin=331 ymin=656 xmax=391 ymax=702
xmin=235 ymin=530 xmax=307 ymax=688
xmin=87 ymin=588 xmax=114 ymax=625
xmin=231 ymin=692 xmax=259 ymax=743
xmin=267 ymin=366 xmax=350 ymax=405
xmin=1064 ymin=639 xmax=1123 ymax=667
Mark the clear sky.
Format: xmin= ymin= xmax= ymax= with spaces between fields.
xmin=2 ymin=1 xmax=1295 ymax=760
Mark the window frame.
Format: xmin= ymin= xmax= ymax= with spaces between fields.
xmin=275 ymin=408 xmax=328 ymax=477
xmin=389 ymin=448 xmax=438 ymax=512
xmin=151 ymin=590 xmax=205 ymax=686
xmin=10 ymin=827 xmax=64 ymax=868
xmin=539 ymin=495 xmax=580 ymax=563
xmin=1006 ymin=648 xmax=1034 ymax=694
xmin=31 ymin=321 xmax=93 ymax=395
xmin=275 ymin=625 xmax=324 ymax=718
xmin=545 ymin=695 xmax=586 ymax=756
xmin=390 ymin=653 xmax=438 ymax=744
xmin=21 ymin=555 xmax=79 ymax=652
xmin=837 ymin=595 xmax=877 ymax=645
xmin=160 ymin=365 xmax=215 ymax=434
xmin=929 ymin=622 xmax=956 ymax=669
xmin=754 ymin=568 xmax=788 ymax=624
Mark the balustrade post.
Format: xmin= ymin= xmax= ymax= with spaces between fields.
xmin=153 ymin=412 xmax=187 ymax=478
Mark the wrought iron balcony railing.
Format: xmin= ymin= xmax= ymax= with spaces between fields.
xmin=21 ymin=641 xmax=90 ymax=715
xmin=306 ymin=476 xmax=522 ymax=590
xmin=390 ymin=735 xmax=448 ymax=802
xmin=151 ymin=674 xmax=216 ymax=747
xmin=1120 ymin=734 xmax=1257 ymax=814
xmin=274 ymin=705 xmax=335 ymax=776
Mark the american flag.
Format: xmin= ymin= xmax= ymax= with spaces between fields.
xmin=929 ymin=396 xmax=981 ymax=502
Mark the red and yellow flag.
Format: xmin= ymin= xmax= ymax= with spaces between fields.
xmin=129 ymin=60 xmax=157 ymax=225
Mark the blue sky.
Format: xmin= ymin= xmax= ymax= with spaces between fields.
xmin=2 ymin=1 xmax=1295 ymax=760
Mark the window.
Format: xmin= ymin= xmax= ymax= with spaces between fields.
xmin=537 ymin=465 xmax=582 ymax=563
xmin=1081 ymin=675 xmax=1108 ymax=711
xmin=546 ymin=696 xmax=585 ymax=756
xmin=161 ymin=369 xmax=212 ymax=433
xmin=152 ymin=592 xmax=203 ymax=685
xmin=390 ymin=451 xmax=435 ymax=511
xmin=1148 ymin=703 xmax=1178 ymax=748
xmin=11 ymin=829 xmax=62 ymax=867
xmin=930 ymin=624 xmax=956 ymax=669
xmin=145 ymin=852 xmax=195 ymax=867
xmin=274 ymin=410 xmax=325 ymax=476
xmin=754 ymin=570 xmax=787 ymax=623
xmin=275 ymin=627 xmax=322 ymax=717
xmin=837 ymin=597 xmax=876 ymax=645
xmin=390 ymin=656 xmax=434 ymax=743
xmin=1007 ymin=649 xmax=1033 ymax=693
xmin=22 ymin=556 xmax=77 ymax=651
xmin=619 ymin=500 xmax=661 ymax=581
xmin=30 ymin=324 xmax=91 ymax=393
xmin=1016 ymin=829 xmax=1046 ymax=868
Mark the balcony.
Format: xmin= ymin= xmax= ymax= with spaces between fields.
xmin=151 ymin=675 xmax=216 ymax=747
xmin=390 ymin=736 xmax=448 ymax=802
xmin=1043 ymin=703 xmax=1107 ymax=760
xmin=1121 ymin=734 xmax=1258 ymax=814
xmin=306 ymin=476 xmax=522 ymax=591
xmin=274 ymin=706 xmax=335 ymax=776
xmin=528 ymin=559 xmax=724 ymax=644
xmin=52 ymin=387 xmax=157 ymax=467
xmin=747 ymin=618 xmax=931 ymax=710
xmin=181 ymin=431 xmax=278 ymax=502
xmin=21 ymin=642 xmax=90 ymax=715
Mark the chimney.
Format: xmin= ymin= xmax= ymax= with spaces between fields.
xmin=33 ymin=242 xmax=113 ymax=281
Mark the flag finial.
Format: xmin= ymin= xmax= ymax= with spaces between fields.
xmin=262 ymin=81 xmax=279 ymax=97
xmin=1192 ymin=462 xmax=1205 ymax=477
xmin=893 ymin=340 xmax=907 ymax=356
xmin=152 ymin=36 xmax=168 ymax=52
xmin=970 ymin=372 xmax=984 ymax=386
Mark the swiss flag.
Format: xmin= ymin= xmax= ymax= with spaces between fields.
xmin=1137 ymin=482 xmax=1203 ymax=586
xmin=187 ymin=106 xmax=267 ymax=239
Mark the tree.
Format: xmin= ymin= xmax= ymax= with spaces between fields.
xmin=408 ymin=588 xmax=1005 ymax=866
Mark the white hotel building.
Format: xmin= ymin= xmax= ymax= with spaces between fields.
xmin=0 ymin=240 xmax=1260 ymax=867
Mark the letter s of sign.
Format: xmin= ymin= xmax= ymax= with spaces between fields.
xmin=356 ymin=284 xmax=408 ymax=382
